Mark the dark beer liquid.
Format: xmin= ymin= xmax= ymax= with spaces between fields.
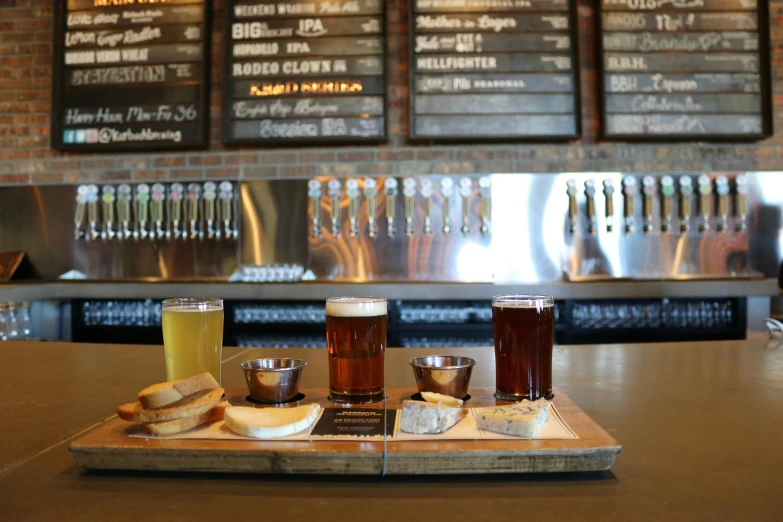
xmin=492 ymin=303 xmax=554 ymax=400
xmin=326 ymin=314 xmax=386 ymax=400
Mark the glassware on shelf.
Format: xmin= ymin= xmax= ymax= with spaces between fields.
xmin=17 ymin=301 xmax=32 ymax=340
xmin=0 ymin=303 xmax=8 ymax=341
xmin=5 ymin=302 xmax=19 ymax=340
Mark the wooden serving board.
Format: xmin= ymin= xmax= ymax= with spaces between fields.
xmin=69 ymin=388 xmax=620 ymax=475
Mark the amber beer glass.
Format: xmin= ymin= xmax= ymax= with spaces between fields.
xmin=162 ymin=298 xmax=224 ymax=384
xmin=326 ymin=297 xmax=387 ymax=403
xmin=492 ymin=295 xmax=555 ymax=401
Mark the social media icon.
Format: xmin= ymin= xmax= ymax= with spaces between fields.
xmin=64 ymin=130 xmax=75 ymax=143
xmin=76 ymin=129 xmax=86 ymax=143
xmin=86 ymin=129 xmax=98 ymax=143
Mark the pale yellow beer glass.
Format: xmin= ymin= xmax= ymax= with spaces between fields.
xmin=162 ymin=298 xmax=224 ymax=384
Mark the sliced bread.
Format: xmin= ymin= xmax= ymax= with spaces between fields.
xmin=143 ymin=400 xmax=230 ymax=436
xmin=117 ymin=387 xmax=224 ymax=423
xmin=138 ymin=372 xmax=219 ymax=409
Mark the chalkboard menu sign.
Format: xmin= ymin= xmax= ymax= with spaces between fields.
xmin=598 ymin=0 xmax=772 ymax=140
xmin=409 ymin=0 xmax=581 ymax=141
xmin=51 ymin=0 xmax=211 ymax=152
xmin=223 ymin=0 xmax=387 ymax=145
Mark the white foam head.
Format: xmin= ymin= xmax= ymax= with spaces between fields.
xmin=492 ymin=295 xmax=553 ymax=309
xmin=326 ymin=297 xmax=387 ymax=317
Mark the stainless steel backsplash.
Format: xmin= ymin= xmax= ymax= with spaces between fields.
xmin=0 ymin=172 xmax=780 ymax=282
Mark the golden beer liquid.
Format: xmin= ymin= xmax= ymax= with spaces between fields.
xmin=162 ymin=306 xmax=224 ymax=383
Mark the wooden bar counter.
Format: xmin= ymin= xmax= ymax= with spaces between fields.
xmin=1 ymin=339 xmax=781 ymax=521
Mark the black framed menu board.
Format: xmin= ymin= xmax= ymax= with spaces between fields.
xmin=409 ymin=0 xmax=581 ymax=141
xmin=223 ymin=0 xmax=387 ymax=145
xmin=598 ymin=0 xmax=772 ymax=140
xmin=51 ymin=0 xmax=211 ymax=152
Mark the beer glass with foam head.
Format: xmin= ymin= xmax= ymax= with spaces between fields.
xmin=326 ymin=297 xmax=387 ymax=403
xmin=492 ymin=295 xmax=555 ymax=401
xmin=162 ymin=298 xmax=224 ymax=384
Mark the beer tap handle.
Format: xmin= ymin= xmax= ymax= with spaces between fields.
xmin=421 ymin=179 xmax=434 ymax=237
xmin=202 ymin=182 xmax=217 ymax=239
xmin=363 ymin=178 xmax=378 ymax=239
xmin=678 ymin=176 xmax=693 ymax=233
xmin=204 ymin=192 xmax=217 ymax=239
xmin=584 ymin=179 xmax=596 ymax=236
xmin=101 ymin=186 xmax=116 ymax=241
xmin=73 ymin=185 xmax=87 ymax=239
xmin=735 ymin=175 xmax=748 ymax=232
xmin=186 ymin=183 xmax=202 ymax=240
xmin=566 ymin=179 xmax=578 ymax=235
xmin=308 ymin=179 xmax=323 ymax=238
xmin=384 ymin=178 xmax=398 ymax=238
xmin=622 ymin=176 xmax=637 ymax=234
xmin=479 ymin=176 xmax=490 ymax=237
xmin=403 ymin=177 xmax=416 ymax=238
xmin=346 ymin=179 xmax=360 ymax=238
xmin=441 ymin=178 xmax=453 ymax=236
xmin=459 ymin=177 xmax=471 ymax=236
xmin=117 ymin=184 xmax=133 ymax=241
xmin=86 ymin=185 xmax=100 ymax=241
xmin=150 ymin=191 xmax=166 ymax=240
xmin=715 ymin=175 xmax=729 ymax=233
xmin=170 ymin=183 xmax=184 ymax=239
xmin=602 ymin=179 xmax=615 ymax=233
xmin=134 ymin=183 xmax=149 ymax=240
xmin=327 ymin=179 xmax=342 ymax=237
xmin=219 ymin=192 xmax=235 ymax=239
xmin=642 ymin=175 xmax=656 ymax=234
xmin=219 ymin=181 xmax=237 ymax=239
xmin=660 ymin=176 xmax=674 ymax=234
xmin=697 ymin=175 xmax=711 ymax=233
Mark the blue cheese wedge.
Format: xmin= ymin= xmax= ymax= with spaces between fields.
xmin=400 ymin=400 xmax=466 ymax=434
xmin=476 ymin=400 xmax=552 ymax=437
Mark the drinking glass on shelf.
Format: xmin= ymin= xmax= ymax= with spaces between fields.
xmin=18 ymin=301 xmax=32 ymax=340
xmin=5 ymin=302 xmax=19 ymax=340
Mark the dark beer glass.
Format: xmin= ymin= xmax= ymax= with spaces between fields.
xmin=326 ymin=297 xmax=387 ymax=403
xmin=492 ymin=295 xmax=555 ymax=401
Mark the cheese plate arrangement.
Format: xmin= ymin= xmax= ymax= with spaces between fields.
xmin=70 ymin=377 xmax=620 ymax=475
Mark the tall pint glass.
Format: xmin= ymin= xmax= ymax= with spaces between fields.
xmin=326 ymin=297 xmax=387 ymax=403
xmin=162 ymin=298 xmax=224 ymax=384
xmin=492 ymin=295 xmax=555 ymax=401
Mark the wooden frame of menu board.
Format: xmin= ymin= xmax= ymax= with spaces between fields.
xmin=596 ymin=0 xmax=773 ymax=142
xmin=50 ymin=0 xmax=212 ymax=152
xmin=222 ymin=0 xmax=388 ymax=146
xmin=408 ymin=0 xmax=582 ymax=143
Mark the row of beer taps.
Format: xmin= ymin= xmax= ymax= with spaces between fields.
xmin=566 ymin=174 xmax=748 ymax=235
xmin=73 ymin=181 xmax=238 ymax=241
xmin=308 ymin=176 xmax=492 ymax=238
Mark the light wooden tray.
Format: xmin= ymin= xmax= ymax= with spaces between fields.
xmin=70 ymin=388 xmax=621 ymax=475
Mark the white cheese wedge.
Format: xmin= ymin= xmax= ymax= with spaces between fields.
xmin=421 ymin=391 xmax=464 ymax=407
xmin=224 ymin=404 xmax=321 ymax=439
xmin=400 ymin=400 xmax=466 ymax=434
xmin=475 ymin=400 xmax=552 ymax=437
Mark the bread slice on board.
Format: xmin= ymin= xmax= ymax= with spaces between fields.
xmin=138 ymin=372 xmax=219 ymax=409
xmin=143 ymin=400 xmax=230 ymax=436
xmin=117 ymin=387 xmax=224 ymax=423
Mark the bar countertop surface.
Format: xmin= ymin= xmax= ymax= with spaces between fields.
xmin=1 ymin=339 xmax=781 ymax=521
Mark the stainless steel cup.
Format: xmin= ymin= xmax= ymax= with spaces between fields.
xmin=240 ymin=358 xmax=307 ymax=403
xmin=409 ymin=356 xmax=476 ymax=398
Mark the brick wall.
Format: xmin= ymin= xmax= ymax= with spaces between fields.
xmin=0 ymin=0 xmax=782 ymax=185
